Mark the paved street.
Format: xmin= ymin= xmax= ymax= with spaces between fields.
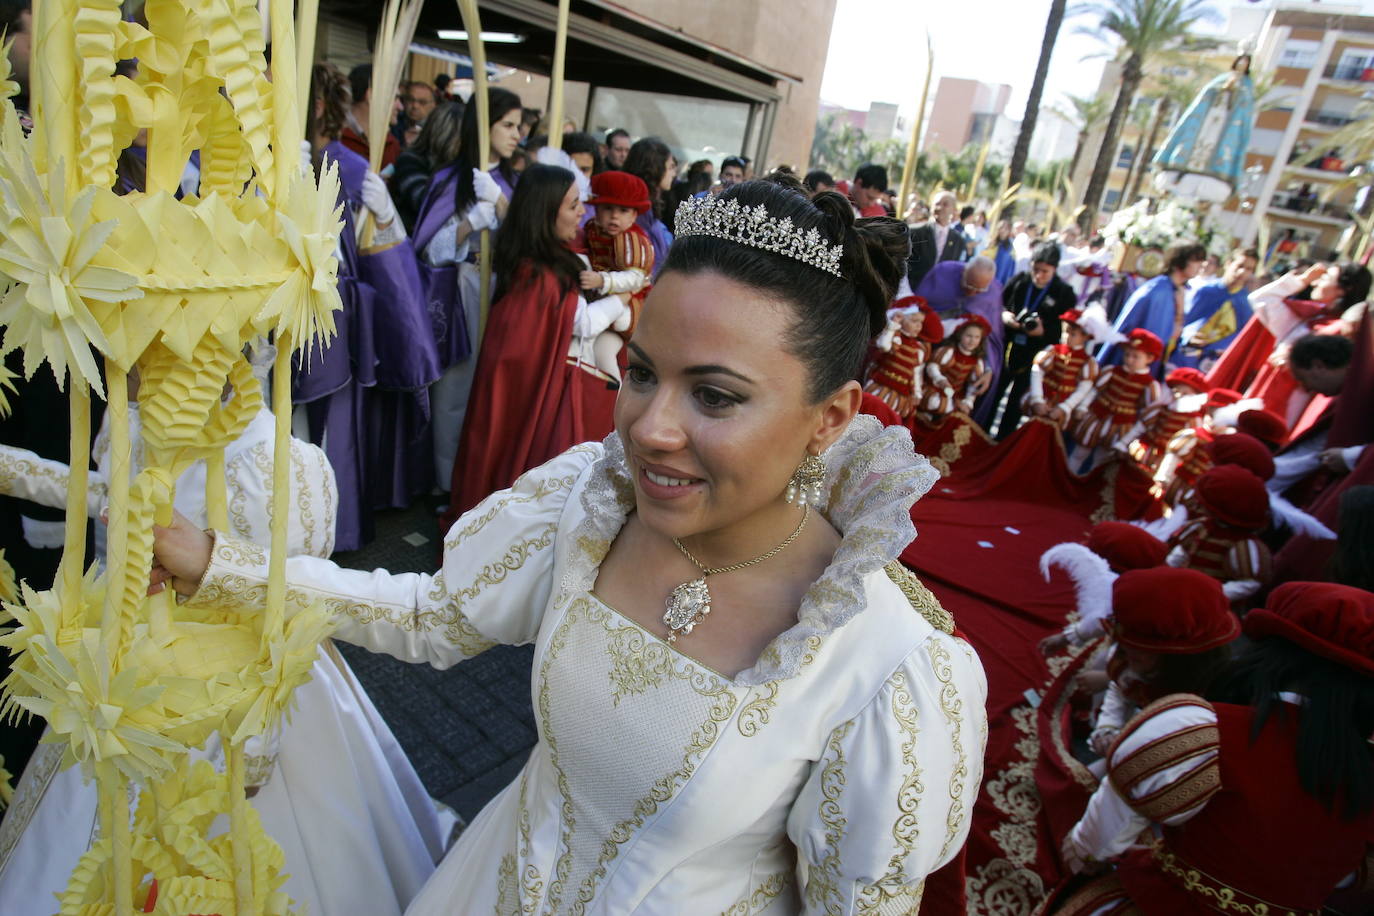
xmin=331 ymin=500 xmax=537 ymax=824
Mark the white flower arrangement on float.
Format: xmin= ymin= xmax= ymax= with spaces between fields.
xmin=1103 ymin=199 xmax=1233 ymax=258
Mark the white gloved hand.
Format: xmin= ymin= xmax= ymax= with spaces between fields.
xmin=466 ymin=201 xmax=499 ymax=232
xmin=299 ymin=140 xmax=314 ymax=178
xmin=472 ymin=168 xmax=502 ymax=204
xmin=361 ymin=171 xmax=398 ymax=225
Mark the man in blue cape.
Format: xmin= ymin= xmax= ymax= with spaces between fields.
xmin=1175 ymin=248 xmax=1259 ymax=372
xmin=1098 ymin=241 xmax=1207 ymax=377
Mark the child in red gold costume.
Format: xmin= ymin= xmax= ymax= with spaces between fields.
xmin=1155 ymin=387 xmax=1242 ymax=505
xmin=1024 ymin=308 xmax=1099 ymax=430
xmin=1069 ymin=328 xmax=1166 ymax=470
xmin=1054 ymin=581 xmax=1374 ymax=916
xmin=1132 ymin=367 xmax=1209 ymax=472
xmin=922 ymin=313 xmax=991 ymax=419
xmin=579 ymin=171 xmax=655 ymax=378
xmin=864 ymin=296 xmax=942 ymax=421
xmin=1166 ymin=464 xmax=1272 ymax=603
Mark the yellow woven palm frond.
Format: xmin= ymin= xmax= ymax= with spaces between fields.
xmin=0 ymin=358 xmax=16 ymax=418
xmin=0 ymin=753 xmax=10 ymax=810
xmin=256 ymin=162 xmax=345 ymax=358
xmin=0 ymin=36 xmax=19 ymax=101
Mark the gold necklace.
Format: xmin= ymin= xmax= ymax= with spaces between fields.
xmin=662 ymin=505 xmax=809 ymax=643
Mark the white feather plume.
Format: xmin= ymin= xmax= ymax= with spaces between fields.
xmin=1211 ymin=397 xmax=1265 ymax=431
xmin=1077 ymin=302 xmax=1125 ymax=345
xmin=1133 ymin=505 xmax=1190 ymax=541
xmin=1040 ymin=542 xmax=1118 ymax=627
xmin=1269 ymin=493 xmax=1338 ymax=540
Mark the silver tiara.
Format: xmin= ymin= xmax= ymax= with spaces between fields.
xmin=673 ymin=196 xmax=845 ymax=278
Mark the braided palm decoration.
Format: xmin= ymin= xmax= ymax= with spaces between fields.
xmin=0 ymin=0 xmax=341 ymax=913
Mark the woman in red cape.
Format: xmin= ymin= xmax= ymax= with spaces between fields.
xmin=1207 ymin=262 xmax=1370 ymax=432
xmin=443 ymin=165 xmax=617 ymax=526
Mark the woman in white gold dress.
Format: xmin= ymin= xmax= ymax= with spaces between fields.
xmin=153 ymin=181 xmax=989 ymax=914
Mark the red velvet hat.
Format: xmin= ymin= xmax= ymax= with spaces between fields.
xmin=1208 ymin=433 xmax=1275 ymax=482
xmin=1195 ymin=464 xmax=1270 ymax=531
xmin=1236 ymin=408 xmax=1287 ymax=450
xmin=1087 ymin=521 xmax=1168 ymax=572
xmin=1166 ymin=367 xmax=1210 ymax=393
xmin=588 ymin=171 xmax=651 ymax=213
xmin=955 ymin=313 xmax=992 ymax=337
xmin=1126 ymin=328 xmax=1164 ymax=360
xmin=888 ymin=296 xmax=943 ymax=343
xmin=1245 ymin=582 xmax=1374 ymax=678
xmin=1205 ymin=387 xmax=1243 ymax=410
xmin=1109 ymin=567 xmax=1239 ymax=653
xmin=1061 ymin=308 xmax=1084 ymax=327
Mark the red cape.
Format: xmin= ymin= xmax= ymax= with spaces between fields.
xmin=444 ymin=264 xmax=617 ymax=528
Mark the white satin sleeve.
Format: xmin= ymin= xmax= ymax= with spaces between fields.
xmin=788 ymin=631 xmax=988 ymax=913
xmin=1067 ymin=697 xmax=1220 ymax=862
xmin=0 ymin=444 xmax=109 ymax=518
xmin=183 ymin=444 xmax=601 ymax=669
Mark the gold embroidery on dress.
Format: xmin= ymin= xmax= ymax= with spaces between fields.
xmin=566 ymin=598 xmax=739 ymax=914
xmin=805 ymin=718 xmax=855 ymax=915
xmin=603 ymin=622 xmax=675 ymax=703
xmin=719 ymin=867 xmax=794 ymax=916
xmin=928 ymin=640 xmax=968 ymax=861
xmin=883 ymin=563 xmax=955 ymax=634
xmin=291 ymin=442 xmax=316 ymax=558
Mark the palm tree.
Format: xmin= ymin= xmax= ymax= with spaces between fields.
xmin=1116 ymin=98 xmax=1155 ymax=205
xmin=1064 ymin=92 xmax=1111 ymax=179
xmin=1006 ymin=0 xmax=1069 ymax=216
xmin=1073 ymin=0 xmax=1221 ymax=231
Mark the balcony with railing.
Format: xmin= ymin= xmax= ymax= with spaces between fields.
xmin=1269 ymin=192 xmax=1353 ymax=222
xmin=1323 ymin=63 xmax=1374 ymax=82
xmin=1286 ymin=147 xmax=1359 ymax=176
xmin=1303 ymin=108 xmax=1359 ymax=128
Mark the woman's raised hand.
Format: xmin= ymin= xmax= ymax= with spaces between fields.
xmin=150 ymin=510 xmax=215 ymax=598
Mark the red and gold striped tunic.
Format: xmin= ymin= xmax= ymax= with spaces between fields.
xmin=1040 ymin=344 xmax=1096 ymax=408
xmin=1072 ymin=367 xmax=1161 ymax=450
xmin=865 ymin=336 xmax=930 ymax=418
xmin=1167 ymin=517 xmax=1272 ymax=590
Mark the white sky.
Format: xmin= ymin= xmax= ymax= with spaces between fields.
xmin=819 ymin=0 xmax=1374 ymax=128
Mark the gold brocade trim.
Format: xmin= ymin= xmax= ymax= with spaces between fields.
xmin=883 ymin=563 xmax=955 ymax=635
xmin=0 ymin=741 xmax=67 ymax=878
xmin=242 ymin=751 xmax=276 ymax=787
xmin=855 ymin=880 xmax=925 ymax=914
xmin=1109 ymin=722 xmax=1219 ymax=793
xmin=1090 ymin=462 xmax=1121 ymax=523
xmin=496 ymin=854 xmax=520 ymax=916
xmin=928 ymin=640 xmax=968 ymax=862
xmin=1153 ymin=843 xmax=1314 ymax=916
xmin=805 ymin=719 xmax=856 ymax=915
xmin=937 ymin=423 xmax=974 ymax=467
xmin=540 ymin=597 xmax=739 ymax=915
xmin=737 ymin=634 xmax=821 ymax=738
xmin=570 ymin=600 xmax=738 ymax=914
xmin=719 ymin=868 xmax=793 ymax=916
xmin=1044 ymin=638 xmax=1106 ymax=794
xmin=449 ymin=469 xmax=582 ymax=545
xmin=885 ymin=671 xmax=924 ymax=876
xmin=291 ymin=440 xmax=316 ymax=558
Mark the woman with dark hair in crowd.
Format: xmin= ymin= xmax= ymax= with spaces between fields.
xmin=442 ymin=163 xmax=618 ymax=520
xmin=411 ymin=86 xmax=524 ymax=486
xmin=391 ymin=100 xmax=464 ymax=234
xmin=623 ymin=135 xmax=677 ymax=276
xmin=1053 ymin=581 xmax=1374 ymax=914
xmin=300 ymin=61 xmax=440 ymax=549
xmin=1208 ymin=259 xmax=1373 ymax=425
xmin=151 ymin=179 xmax=986 ymax=914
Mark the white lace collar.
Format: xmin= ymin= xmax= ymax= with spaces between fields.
xmin=559 ymin=415 xmax=939 ymax=686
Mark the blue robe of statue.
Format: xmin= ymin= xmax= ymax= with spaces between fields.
xmin=1096 ymin=273 xmax=1178 ymax=378
xmin=1152 ymin=71 xmax=1254 ymax=190
xmin=1173 ymin=279 xmax=1253 ymax=371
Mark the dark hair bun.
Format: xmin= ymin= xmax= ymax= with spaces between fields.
xmin=810 ymin=191 xmax=908 ymax=337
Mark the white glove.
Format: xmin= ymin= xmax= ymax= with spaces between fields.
xmin=299 ymin=140 xmax=314 ymax=178
xmin=472 ymin=168 xmax=502 ymax=204
xmin=466 ymin=201 xmax=499 ymax=232
xmin=361 ymin=171 xmax=397 ymax=225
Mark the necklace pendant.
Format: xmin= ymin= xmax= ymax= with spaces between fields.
xmin=664 ymin=577 xmax=712 ymax=639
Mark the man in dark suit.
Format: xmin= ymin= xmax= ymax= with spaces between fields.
xmin=907 ymin=190 xmax=965 ymax=289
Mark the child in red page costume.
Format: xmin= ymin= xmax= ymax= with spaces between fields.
xmin=864 ymin=296 xmax=942 ymax=422
xmin=579 ymin=171 xmax=655 ymax=379
xmin=922 ymin=313 xmax=991 ymax=420
xmin=1069 ymin=328 xmax=1166 ymax=470
xmin=1024 ymin=308 xmax=1100 ymax=430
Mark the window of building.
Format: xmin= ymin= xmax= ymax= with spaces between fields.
xmin=1249 ymin=127 xmax=1284 ymax=156
xmin=1279 ymin=39 xmax=1320 ymax=70
xmin=1104 ymin=189 xmax=1122 ymax=208
xmin=1334 ymin=48 xmax=1373 ymax=80
xmin=1116 ymin=145 xmax=1135 ymax=169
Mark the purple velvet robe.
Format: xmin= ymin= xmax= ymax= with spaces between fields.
xmin=913 ymin=260 xmax=1007 ymax=425
xmin=291 ymin=142 xmax=442 ymax=550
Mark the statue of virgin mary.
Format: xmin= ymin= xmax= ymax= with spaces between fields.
xmin=1152 ymin=52 xmax=1256 ymax=203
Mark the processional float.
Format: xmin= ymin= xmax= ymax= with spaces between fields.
xmin=0 ymin=0 xmax=343 ymax=912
